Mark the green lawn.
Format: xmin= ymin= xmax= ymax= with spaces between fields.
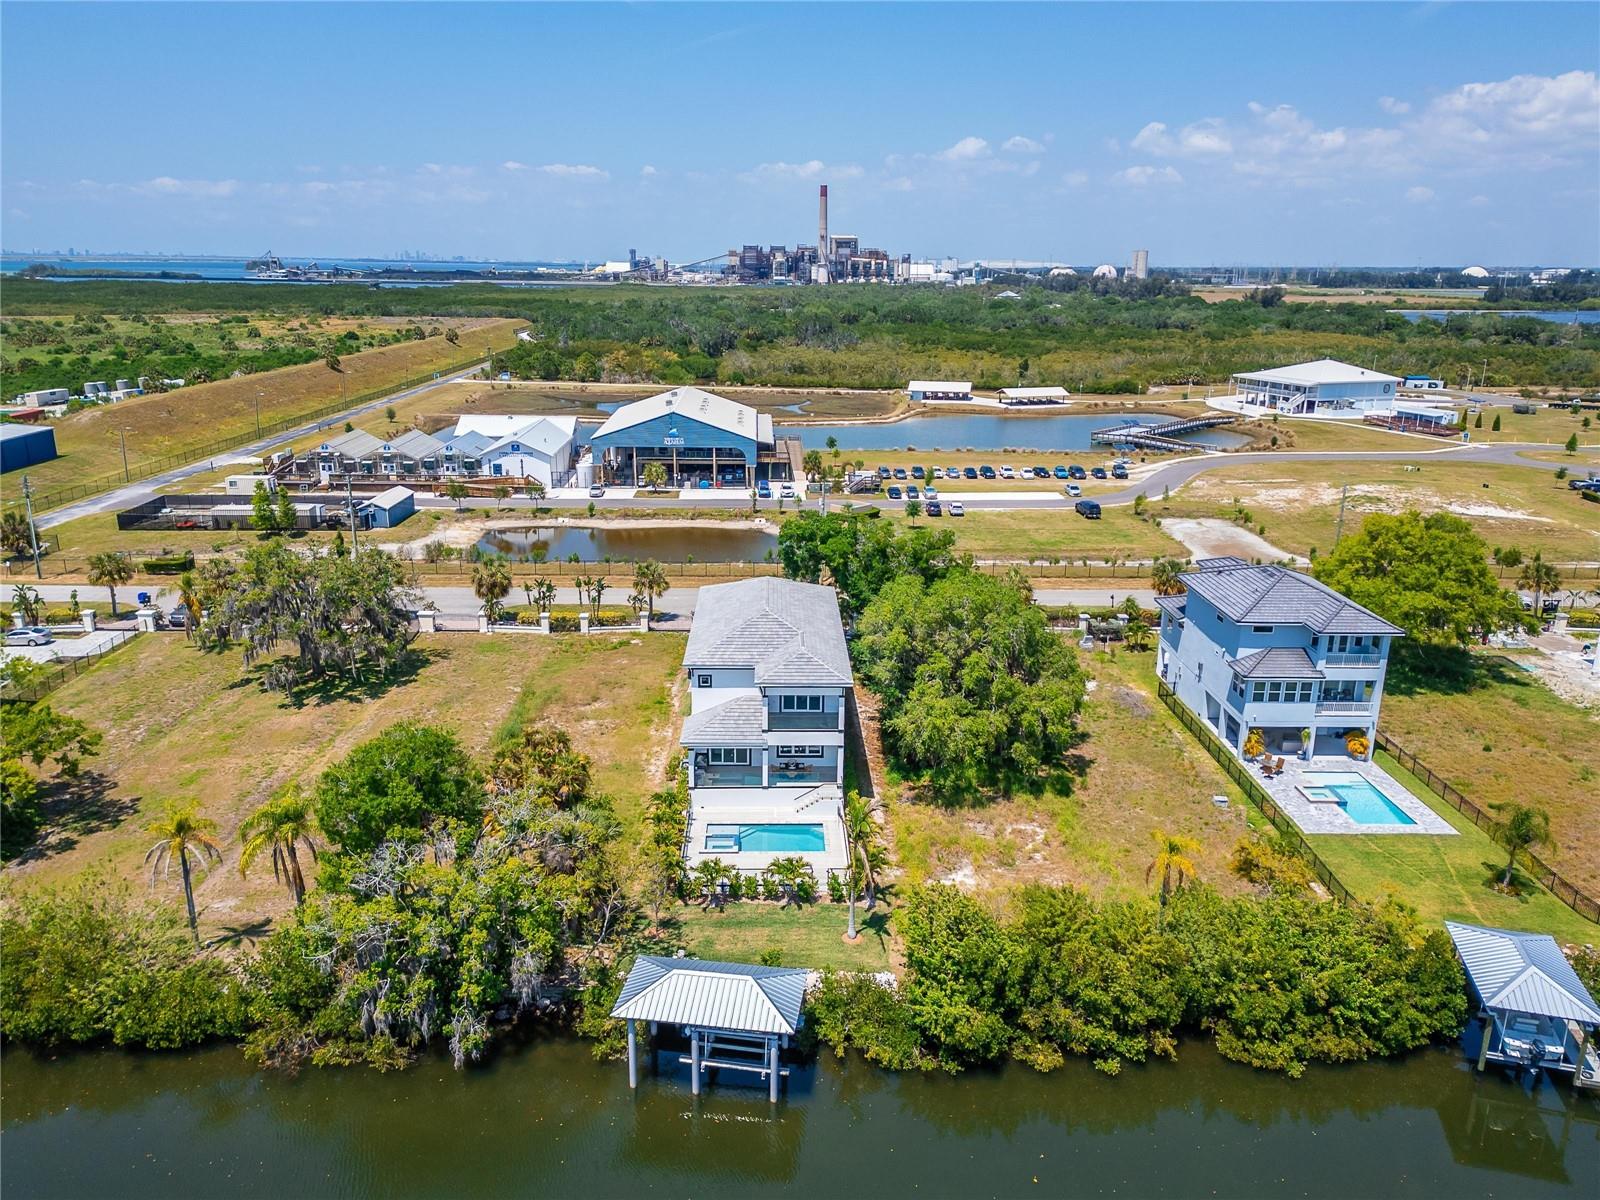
xmin=1308 ymin=753 xmax=1599 ymax=944
xmin=666 ymin=901 xmax=894 ymax=972
xmin=883 ymin=507 xmax=1186 ymax=561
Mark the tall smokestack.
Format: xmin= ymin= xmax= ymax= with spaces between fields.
xmin=818 ymin=185 xmax=829 ymax=282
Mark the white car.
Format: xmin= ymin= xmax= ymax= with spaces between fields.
xmin=4 ymin=626 xmax=54 ymax=647
xmin=948 ymin=501 xmax=966 ymax=516
xmin=1065 ymin=483 xmax=1082 ymax=497
xmin=779 ymin=482 xmax=796 ymax=498
xmin=999 ymin=465 xmax=1015 ymax=479
xmin=923 ymin=486 xmax=938 ymax=499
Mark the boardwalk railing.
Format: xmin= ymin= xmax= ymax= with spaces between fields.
xmin=4 ymin=350 xmax=495 ymax=517
xmin=1376 ymin=732 xmax=1599 ymax=925
xmin=1155 ymin=679 xmax=1354 ymax=905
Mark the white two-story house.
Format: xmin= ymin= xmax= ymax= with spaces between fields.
xmin=679 ymin=577 xmax=852 ymax=876
xmin=1155 ymin=557 xmax=1403 ymax=761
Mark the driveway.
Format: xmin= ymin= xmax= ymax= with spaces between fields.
xmin=1 ymin=628 xmax=136 ymax=664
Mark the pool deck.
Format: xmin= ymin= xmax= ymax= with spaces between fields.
xmin=686 ymin=801 xmax=848 ymax=875
xmin=1255 ymin=755 xmax=1458 ymax=835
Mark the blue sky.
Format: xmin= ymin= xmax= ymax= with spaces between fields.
xmin=3 ymin=2 xmax=1596 ymax=265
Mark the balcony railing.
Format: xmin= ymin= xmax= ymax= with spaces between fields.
xmin=694 ymin=766 xmax=764 ymax=788
xmin=1322 ymin=653 xmax=1382 ymax=667
xmin=1316 ymin=701 xmax=1373 ymax=715
xmin=767 ymin=711 xmax=838 ymax=731
xmin=770 ymin=766 xmax=837 ymax=786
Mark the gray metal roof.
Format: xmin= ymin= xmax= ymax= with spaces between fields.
xmin=681 ymin=693 xmax=768 ymax=744
xmin=382 ymin=429 xmax=446 ymax=459
xmin=1230 ymin=647 xmax=1325 ymax=680
xmin=610 ymin=955 xmax=808 ymax=1035
xmin=685 ymin=578 xmax=852 ymax=686
xmin=1446 ymin=922 xmax=1600 ymax=1025
xmin=441 ymin=430 xmax=494 ymax=457
xmin=592 ymin=387 xmax=773 ymax=447
xmin=1179 ymin=562 xmax=1404 ymax=637
xmin=1153 ymin=594 xmax=1187 ymax=617
xmin=319 ymin=429 xmax=385 ymax=460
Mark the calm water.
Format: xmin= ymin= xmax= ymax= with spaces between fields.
xmin=0 ymin=255 xmax=579 ymax=280
xmin=1394 ymin=309 xmax=1600 ymax=325
xmin=477 ymin=523 xmax=776 ymax=562
xmin=791 ymin=411 xmax=1248 ymax=452
xmin=3 ymin=1036 xmax=1595 ymax=1198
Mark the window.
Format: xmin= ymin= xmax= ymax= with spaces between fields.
xmin=1252 ymin=625 xmax=1274 ymax=633
xmin=707 ymin=747 xmax=751 ymax=766
xmin=775 ymin=745 xmax=823 ymax=758
xmin=1251 ymin=682 xmax=1265 ymax=703
xmin=779 ymin=694 xmax=824 ymax=712
xmin=697 ymin=674 xmax=712 ymax=688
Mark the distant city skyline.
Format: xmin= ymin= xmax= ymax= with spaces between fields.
xmin=2 ymin=3 xmax=1597 ymax=265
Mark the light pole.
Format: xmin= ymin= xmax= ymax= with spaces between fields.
xmin=20 ymin=475 xmax=43 ymax=579
xmin=255 ymin=391 xmax=263 ymax=438
xmin=117 ymin=429 xmax=130 ymax=481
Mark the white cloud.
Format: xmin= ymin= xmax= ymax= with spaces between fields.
xmin=640 ymin=164 xmax=657 ymax=176
xmin=1132 ymin=119 xmax=1231 ymax=156
xmin=1112 ymin=165 xmax=1183 ymax=187
xmin=537 ymin=163 xmax=608 ymax=180
xmin=1378 ymin=96 xmax=1411 ymax=115
xmin=139 ymin=176 xmax=239 ymax=198
xmin=502 ymin=160 xmax=529 ymax=172
xmin=1405 ymin=185 xmax=1436 ymax=203
xmin=1466 ymin=193 xmax=1491 ymax=207
xmin=740 ymin=160 xmax=861 ymax=184
xmin=1061 ymin=170 xmax=1089 ymax=188
xmin=1131 ymin=121 xmax=1172 ymax=153
xmin=935 ymin=136 xmax=990 ymax=162
xmin=1002 ymin=135 xmax=1045 ymax=154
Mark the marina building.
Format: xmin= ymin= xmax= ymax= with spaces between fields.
xmin=1225 ymin=358 xmax=1402 ymax=417
xmin=588 ymin=387 xmax=799 ymax=488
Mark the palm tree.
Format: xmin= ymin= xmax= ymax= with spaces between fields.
xmin=694 ymin=858 xmax=731 ymax=909
xmin=766 ymin=856 xmax=809 ymax=909
xmin=802 ymin=449 xmax=824 ymax=480
xmin=842 ymin=789 xmax=887 ymax=939
xmin=1146 ymin=829 xmax=1201 ymax=913
xmin=1124 ymin=618 xmax=1151 ymax=652
xmin=472 ymin=559 xmax=512 ymax=623
xmin=1518 ymin=553 xmax=1561 ymax=619
xmin=145 ymin=805 xmax=223 ymax=946
xmin=239 ymin=786 xmax=320 ymax=906
xmin=640 ymin=461 xmax=668 ymax=492
xmin=1489 ymin=802 xmax=1553 ymax=887
xmin=87 ymin=552 xmax=134 ymax=616
xmin=1151 ymin=557 xmax=1188 ymax=596
xmin=631 ymin=559 xmax=669 ymax=627
xmin=0 ymin=510 xmax=35 ymax=560
xmin=176 ymin=570 xmax=203 ymax=637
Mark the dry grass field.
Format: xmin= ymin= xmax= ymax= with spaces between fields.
xmin=16 ymin=317 xmax=526 ymax=502
xmin=4 ymin=631 xmax=684 ymax=939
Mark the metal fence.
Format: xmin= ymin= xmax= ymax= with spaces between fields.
xmin=1156 ymin=679 xmax=1355 ymax=905
xmin=5 ymin=350 xmax=492 ymax=517
xmin=2 ymin=635 xmax=138 ymax=703
xmin=1375 ymin=732 xmax=1600 ymax=925
xmin=401 ymin=559 xmax=785 ymax=580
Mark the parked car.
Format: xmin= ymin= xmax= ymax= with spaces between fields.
xmin=979 ymin=465 xmax=996 ymax=479
xmin=1052 ymin=465 xmax=1070 ymax=479
xmin=780 ymin=482 xmax=796 ymax=498
xmin=906 ymin=485 xmax=920 ymax=499
xmin=588 ymin=484 xmax=607 ymax=498
xmin=1569 ymin=477 xmax=1600 ymax=491
xmin=946 ymin=464 xmax=962 ymax=477
xmin=1111 ymin=465 xmax=1129 ymax=480
xmin=963 ymin=466 xmax=979 ymax=479
xmin=948 ymin=501 xmax=966 ymax=516
xmin=923 ymin=486 xmax=938 ymax=499
xmin=4 ymin=627 xmax=53 ymax=647
xmin=878 ymin=465 xmax=892 ymax=479
xmin=926 ymin=500 xmax=943 ymax=517
xmin=1075 ymin=499 xmax=1103 ymax=519
xmin=911 ymin=466 xmax=925 ymax=479
xmin=1065 ymin=483 xmax=1082 ymax=497
xmin=1068 ymin=465 xmax=1086 ymax=479
xmin=756 ymin=480 xmax=771 ymax=499
xmin=999 ymin=465 xmax=1015 ymax=479
xmin=887 ymin=485 xmax=903 ymax=499
xmin=893 ymin=467 xmax=908 ymax=479
xmin=1091 ymin=466 xmax=1108 ymax=479
xmin=166 ymin=605 xmax=189 ymax=629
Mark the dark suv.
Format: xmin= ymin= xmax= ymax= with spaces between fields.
xmin=1074 ymin=499 xmax=1102 ymax=519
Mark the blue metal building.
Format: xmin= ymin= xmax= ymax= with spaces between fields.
xmin=588 ymin=388 xmax=792 ymax=488
xmin=0 ymin=424 xmax=59 ymax=474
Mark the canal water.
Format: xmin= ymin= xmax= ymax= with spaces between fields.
xmin=790 ymin=411 xmax=1249 ymax=452
xmin=3 ymin=1036 xmax=1595 ymax=1198
xmin=1393 ymin=309 xmax=1600 ymax=325
xmin=476 ymin=523 xmax=777 ymax=562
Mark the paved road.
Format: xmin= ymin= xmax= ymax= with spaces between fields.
xmin=37 ymin=361 xmax=492 ymax=530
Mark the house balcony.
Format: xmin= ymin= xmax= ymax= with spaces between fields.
xmin=1321 ymin=653 xmax=1383 ymax=668
xmin=769 ymin=764 xmax=838 ymax=786
xmin=1316 ymin=700 xmax=1373 ymax=715
xmin=767 ymin=711 xmax=839 ymax=731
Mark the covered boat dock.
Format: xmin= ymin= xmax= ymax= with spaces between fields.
xmin=611 ymin=955 xmax=807 ymax=1102
xmin=1447 ymin=922 xmax=1600 ymax=1089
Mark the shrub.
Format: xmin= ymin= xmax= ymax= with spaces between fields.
xmin=142 ymin=551 xmax=196 ymax=574
xmin=313 ymin=723 xmax=483 ymax=854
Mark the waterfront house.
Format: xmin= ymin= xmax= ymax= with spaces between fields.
xmin=1225 ymin=358 xmax=1402 ymax=417
xmin=587 ymin=387 xmax=799 ymax=489
xmin=680 ymin=577 xmax=851 ymax=876
xmin=1156 ymin=556 xmax=1402 ymax=761
xmin=1447 ymin=922 xmax=1600 ymax=1089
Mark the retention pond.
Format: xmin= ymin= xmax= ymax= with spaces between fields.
xmin=3 ymin=1036 xmax=1596 ymax=1198
xmin=476 ymin=523 xmax=777 ymax=562
xmin=790 ymin=410 xmax=1249 ymax=452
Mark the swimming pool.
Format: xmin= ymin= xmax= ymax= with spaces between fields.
xmin=703 ymin=823 xmax=826 ymax=853
xmin=1300 ymin=773 xmax=1416 ymax=826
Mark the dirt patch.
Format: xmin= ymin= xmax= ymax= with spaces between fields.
xmin=1106 ymin=684 xmax=1153 ymax=717
xmin=1160 ymin=517 xmax=1302 ymax=563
